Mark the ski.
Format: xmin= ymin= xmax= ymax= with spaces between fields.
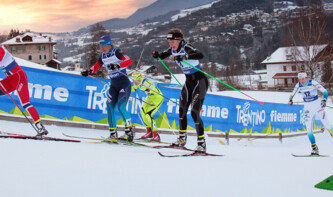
xmin=158 ymin=151 xmax=224 ymax=157
xmin=150 ymin=144 xmax=198 ymax=152
xmin=63 ymin=133 xmax=156 ymax=148
xmin=292 ymin=154 xmax=329 ymax=157
xmin=62 ymin=133 xmax=197 ymax=151
xmin=0 ymin=132 xmax=80 ymax=143
xmin=134 ymin=138 xmax=171 ymax=145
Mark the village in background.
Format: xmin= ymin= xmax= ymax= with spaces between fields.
xmin=1 ymin=0 xmax=333 ymax=94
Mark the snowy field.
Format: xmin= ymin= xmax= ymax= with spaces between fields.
xmin=1 ymin=91 xmax=333 ymax=197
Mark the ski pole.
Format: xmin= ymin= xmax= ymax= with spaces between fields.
xmin=130 ymin=96 xmax=155 ymax=107
xmin=129 ymin=97 xmax=145 ymax=127
xmin=0 ymin=84 xmax=39 ymax=133
xmin=89 ymin=76 xmax=109 ymax=86
xmin=156 ymin=57 xmax=183 ymax=88
xmin=181 ymin=61 xmax=264 ymax=105
xmin=135 ymin=48 xmax=145 ymax=70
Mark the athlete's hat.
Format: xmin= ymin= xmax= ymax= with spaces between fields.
xmin=167 ymin=32 xmax=183 ymax=40
xmin=298 ymin=72 xmax=307 ymax=78
xmin=132 ymin=72 xmax=143 ymax=83
xmin=100 ymin=35 xmax=112 ymax=46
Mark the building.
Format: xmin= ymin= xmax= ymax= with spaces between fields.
xmin=2 ymin=32 xmax=59 ymax=69
xmin=261 ymin=44 xmax=333 ymax=89
xmin=137 ymin=65 xmax=158 ymax=75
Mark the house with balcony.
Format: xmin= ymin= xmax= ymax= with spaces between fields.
xmin=261 ymin=44 xmax=333 ymax=89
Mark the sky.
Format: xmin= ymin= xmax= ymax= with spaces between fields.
xmin=0 ymin=0 xmax=156 ymax=34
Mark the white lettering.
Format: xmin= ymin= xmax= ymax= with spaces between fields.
xmin=53 ymin=88 xmax=69 ymax=102
xmin=86 ymin=86 xmax=97 ymax=109
xmin=27 ymin=83 xmax=69 ymax=102
xmin=270 ymin=110 xmax=297 ymax=123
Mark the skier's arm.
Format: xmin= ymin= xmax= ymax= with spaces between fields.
xmin=90 ymin=56 xmax=103 ymax=74
xmin=115 ymin=49 xmax=132 ymax=68
xmin=0 ymin=47 xmax=5 ymax=61
xmin=314 ymin=81 xmax=328 ymax=100
xmin=289 ymin=83 xmax=300 ymax=102
xmin=158 ymin=48 xmax=172 ymax=60
xmin=184 ymin=44 xmax=204 ymax=59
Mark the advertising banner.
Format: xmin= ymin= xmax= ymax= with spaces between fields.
xmin=0 ymin=66 xmax=308 ymax=134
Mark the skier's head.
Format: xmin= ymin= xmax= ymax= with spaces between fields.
xmin=132 ymin=72 xmax=143 ymax=86
xmin=167 ymin=28 xmax=184 ymax=50
xmin=100 ymin=35 xmax=112 ymax=53
xmin=298 ymin=71 xmax=308 ymax=85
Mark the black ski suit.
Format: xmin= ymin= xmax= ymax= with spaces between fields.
xmin=158 ymin=41 xmax=209 ymax=137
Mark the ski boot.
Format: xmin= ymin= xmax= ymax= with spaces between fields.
xmin=109 ymin=129 xmax=118 ymax=143
xmin=141 ymin=127 xmax=152 ymax=139
xmin=311 ymin=144 xmax=319 ymax=156
xmin=151 ymin=131 xmax=160 ymax=142
xmin=172 ymin=131 xmax=187 ymax=147
xmin=195 ymin=136 xmax=206 ymax=153
xmin=119 ymin=127 xmax=134 ymax=142
xmin=35 ymin=122 xmax=48 ymax=136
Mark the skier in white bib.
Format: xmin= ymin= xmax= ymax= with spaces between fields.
xmin=289 ymin=71 xmax=333 ymax=155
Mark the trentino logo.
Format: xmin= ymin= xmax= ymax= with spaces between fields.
xmin=236 ymin=102 xmax=266 ymax=127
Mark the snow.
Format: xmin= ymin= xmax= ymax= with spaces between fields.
xmin=171 ymin=1 xmax=220 ymax=21
xmin=1 ymin=91 xmax=333 ymax=197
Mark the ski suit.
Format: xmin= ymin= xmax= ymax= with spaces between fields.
xmin=0 ymin=45 xmax=41 ymax=124
xmin=159 ymin=41 xmax=209 ymax=138
xmin=132 ymin=78 xmax=164 ymax=132
xmin=290 ymin=79 xmax=333 ymax=146
xmin=89 ymin=47 xmax=132 ymax=130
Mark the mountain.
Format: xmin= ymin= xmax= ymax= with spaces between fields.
xmin=76 ymin=0 xmax=217 ymax=33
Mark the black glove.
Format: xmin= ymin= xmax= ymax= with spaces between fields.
xmin=107 ymin=63 xmax=120 ymax=70
xmin=81 ymin=69 xmax=91 ymax=77
xmin=321 ymin=99 xmax=326 ymax=108
xmin=288 ymin=100 xmax=293 ymax=105
xmin=173 ymin=55 xmax=185 ymax=62
xmin=152 ymin=51 xmax=159 ymax=59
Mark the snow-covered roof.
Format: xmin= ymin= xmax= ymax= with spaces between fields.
xmin=14 ymin=56 xmax=81 ymax=75
xmin=261 ymin=44 xmax=328 ymax=64
xmin=2 ymin=32 xmax=56 ymax=45
xmin=137 ymin=65 xmax=156 ymax=73
xmin=48 ymin=58 xmax=62 ymax=64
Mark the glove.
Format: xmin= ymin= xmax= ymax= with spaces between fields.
xmin=152 ymin=51 xmax=159 ymax=59
xmin=288 ymin=100 xmax=293 ymax=105
xmin=321 ymin=99 xmax=326 ymax=108
xmin=173 ymin=55 xmax=185 ymax=62
xmin=107 ymin=63 xmax=120 ymax=70
xmin=81 ymin=69 xmax=91 ymax=77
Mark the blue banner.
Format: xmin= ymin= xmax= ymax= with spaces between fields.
xmin=0 ymin=65 xmax=306 ymax=133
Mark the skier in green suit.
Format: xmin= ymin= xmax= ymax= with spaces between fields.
xmin=131 ymin=72 xmax=164 ymax=141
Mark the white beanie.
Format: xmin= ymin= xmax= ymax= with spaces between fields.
xmin=298 ymin=72 xmax=307 ymax=78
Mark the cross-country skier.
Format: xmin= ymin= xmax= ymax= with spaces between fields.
xmin=0 ymin=45 xmax=48 ymax=136
xmin=152 ymin=28 xmax=209 ymax=152
xmin=81 ymin=35 xmax=133 ymax=142
xmin=289 ymin=71 xmax=333 ymax=155
xmin=131 ymin=72 xmax=164 ymax=142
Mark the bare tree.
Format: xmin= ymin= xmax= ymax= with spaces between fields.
xmin=287 ymin=6 xmax=330 ymax=79
xmin=83 ymin=23 xmax=108 ymax=78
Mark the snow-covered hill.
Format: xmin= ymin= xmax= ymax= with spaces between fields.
xmin=1 ymin=91 xmax=333 ymax=197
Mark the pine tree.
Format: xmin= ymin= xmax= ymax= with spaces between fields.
xmin=7 ymin=29 xmax=21 ymax=39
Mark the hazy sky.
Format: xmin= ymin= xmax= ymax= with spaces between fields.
xmin=0 ymin=0 xmax=156 ymax=33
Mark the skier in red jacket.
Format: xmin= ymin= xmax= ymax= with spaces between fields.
xmin=0 ymin=45 xmax=48 ymax=136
